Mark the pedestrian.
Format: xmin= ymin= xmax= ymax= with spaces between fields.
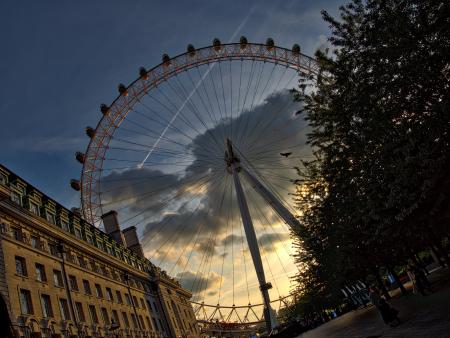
xmin=378 ymin=298 xmax=401 ymax=326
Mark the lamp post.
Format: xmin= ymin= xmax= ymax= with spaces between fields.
xmin=124 ymin=273 xmax=143 ymax=332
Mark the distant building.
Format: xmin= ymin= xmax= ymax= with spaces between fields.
xmin=0 ymin=164 xmax=199 ymax=338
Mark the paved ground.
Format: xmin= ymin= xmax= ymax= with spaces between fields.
xmin=297 ymin=267 xmax=450 ymax=338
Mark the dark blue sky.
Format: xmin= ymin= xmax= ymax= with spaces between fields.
xmin=0 ymin=0 xmax=341 ymax=208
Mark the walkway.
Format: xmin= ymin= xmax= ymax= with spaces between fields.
xmin=297 ymin=267 xmax=450 ymax=338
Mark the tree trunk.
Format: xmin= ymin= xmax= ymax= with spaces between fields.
xmin=373 ymin=267 xmax=391 ymax=300
xmin=427 ymin=227 xmax=450 ymax=266
xmin=389 ymin=267 xmax=408 ymax=296
xmin=413 ymin=254 xmax=429 ymax=274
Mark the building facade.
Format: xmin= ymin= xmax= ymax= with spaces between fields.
xmin=0 ymin=165 xmax=199 ymax=338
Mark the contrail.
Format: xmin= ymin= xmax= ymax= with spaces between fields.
xmin=139 ymin=7 xmax=255 ymax=168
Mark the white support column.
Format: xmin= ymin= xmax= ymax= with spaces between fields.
xmin=230 ymin=162 xmax=276 ymax=332
xmin=225 ymin=139 xmax=276 ymax=332
xmin=240 ymin=166 xmax=302 ymax=230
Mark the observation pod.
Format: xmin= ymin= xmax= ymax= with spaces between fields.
xmin=118 ymin=83 xmax=128 ymax=96
xmin=240 ymin=36 xmax=248 ymax=49
xmin=139 ymin=67 xmax=149 ymax=80
xmin=187 ymin=44 xmax=196 ymax=57
xmin=85 ymin=127 xmax=96 ymax=139
xmin=292 ymin=44 xmax=301 ymax=56
xmin=266 ymin=38 xmax=275 ymax=50
xmin=100 ymin=103 xmax=109 ymax=115
xmin=70 ymin=179 xmax=81 ymax=191
xmin=75 ymin=151 xmax=85 ymax=164
xmin=162 ymin=53 xmax=171 ymax=66
xmin=213 ymin=38 xmax=221 ymax=51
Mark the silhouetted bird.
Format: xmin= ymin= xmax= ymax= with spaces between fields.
xmin=280 ymin=152 xmax=292 ymax=158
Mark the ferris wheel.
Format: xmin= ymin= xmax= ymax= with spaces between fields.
xmin=72 ymin=37 xmax=319 ymax=333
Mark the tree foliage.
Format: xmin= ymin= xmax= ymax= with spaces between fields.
xmin=289 ymin=0 xmax=450 ymax=319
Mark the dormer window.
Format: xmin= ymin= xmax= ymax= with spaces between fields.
xmin=74 ymin=227 xmax=82 ymax=239
xmin=60 ymin=219 xmax=69 ymax=231
xmin=11 ymin=191 xmax=22 ymax=206
xmin=29 ymin=202 xmax=40 ymax=216
xmin=46 ymin=213 xmax=56 ymax=225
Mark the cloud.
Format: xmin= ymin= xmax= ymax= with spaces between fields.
xmin=98 ymin=89 xmax=309 ymax=305
xmin=258 ymin=232 xmax=291 ymax=253
xmin=176 ymin=270 xmax=222 ymax=296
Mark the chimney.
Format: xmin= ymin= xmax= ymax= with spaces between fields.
xmin=122 ymin=226 xmax=144 ymax=258
xmin=101 ymin=211 xmax=126 ymax=246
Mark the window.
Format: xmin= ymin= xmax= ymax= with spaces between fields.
xmin=59 ymin=298 xmax=71 ymax=320
xmin=153 ymin=301 xmax=159 ymax=313
xmin=60 ymin=220 xmax=69 ymax=231
xmin=83 ymin=280 xmax=92 ymax=295
xmin=53 ymin=270 xmax=64 ymax=287
xmin=30 ymin=235 xmax=39 ymax=249
xmin=11 ymin=191 xmax=22 ymax=205
xmin=106 ymin=287 xmax=113 ymax=301
xmin=69 ymin=275 xmax=78 ymax=291
xmin=116 ymin=290 xmax=123 ymax=304
xmin=75 ymin=302 xmax=85 ymax=322
xmin=29 ymin=202 xmax=40 ymax=216
xmin=12 ymin=227 xmax=22 ymax=241
xmin=41 ymin=294 xmax=53 ymax=317
xmin=89 ymin=305 xmax=99 ymax=324
xmin=15 ymin=256 xmax=27 ymax=276
xmin=19 ymin=289 xmax=33 ymax=314
xmin=158 ymin=319 xmax=164 ymax=332
xmin=132 ymin=296 xmax=138 ymax=307
xmin=49 ymin=243 xmax=59 ymax=257
xmin=125 ymin=293 xmax=132 ymax=305
xmin=152 ymin=317 xmax=159 ymax=332
xmin=112 ymin=310 xmax=120 ymax=326
xmin=46 ymin=212 xmax=55 ymax=225
xmin=130 ymin=313 xmax=138 ymax=329
xmin=0 ymin=174 xmax=6 ymax=185
xmin=139 ymin=315 xmax=145 ymax=329
xmin=35 ymin=263 xmax=47 ymax=282
xmin=101 ymin=307 xmax=110 ymax=325
xmin=74 ymin=228 xmax=82 ymax=239
xmin=146 ymin=300 xmax=152 ymax=313
xmin=77 ymin=256 xmax=85 ymax=268
xmin=140 ymin=298 xmax=145 ymax=309
xmin=146 ymin=317 xmax=153 ymax=331
xmin=122 ymin=312 xmax=130 ymax=327
xmin=95 ymin=283 xmax=103 ymax=298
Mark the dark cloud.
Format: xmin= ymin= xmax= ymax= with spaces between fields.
xmin=100 ymin=90 xmax=308 ymax=268
xmin=176 ymin=271 xmax=221 ymax=296
xmin=258 ymin=232 xmax=291 ymax=253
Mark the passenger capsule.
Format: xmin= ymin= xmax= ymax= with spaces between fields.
xmin=100 ymin=103 xmax=109 ymax=115
xmin=240 ymin=36 xmax=248 ymax=49
xmin=75 ymin=151 xmax=85 ymax=164
xmin=187 ymin=44 xmax=196 ymax=56
xmin=162 ymin=54 xmax=171 ymax=65
xmin=70 ymin=179 xmax=81 ymax=191
xmin=213 ymin=38 xmax=221 ymax=51
xmin=292 ymin=44 xmax=301 ymax=55
xmin=139 ymin=67 xmax=148 ymax=80
xmin=266 ymin=38 xmax=274 ymax=50
xmin=118 ymin=83 xmax=128 ymax=96
xmin=85 ymin=126 xmax=96 ymax=138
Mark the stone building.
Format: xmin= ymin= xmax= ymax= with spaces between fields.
xmin=0 ymin=164 xmax=199 ymax=338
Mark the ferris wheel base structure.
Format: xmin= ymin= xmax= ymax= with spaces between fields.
xmin=226 ymin=138 xmax=301 ymax=333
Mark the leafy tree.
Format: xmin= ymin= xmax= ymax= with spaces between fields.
xmin=289 ymin=0 xmax=450 ymax=320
